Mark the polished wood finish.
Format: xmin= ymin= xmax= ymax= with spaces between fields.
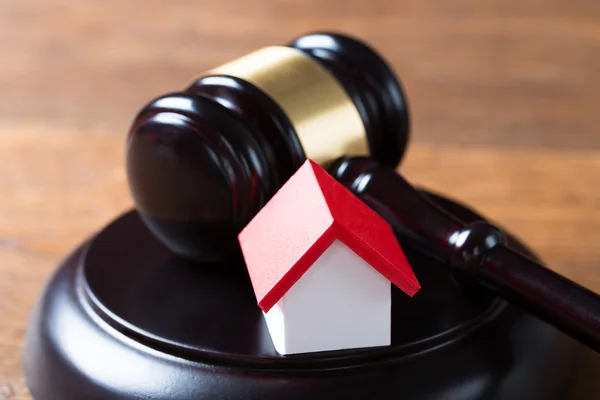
xmin=22 ymin=206 xmax=575 ymax=399
xmin=332 ymin=156 xmax=600 ymax=353
xmin=127 ymin=32 xmax=409 ymax=263
xmin=1 ymin=1 xmax=599 ymax=398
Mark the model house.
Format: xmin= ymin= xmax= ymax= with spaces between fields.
xmin=238 ymin=160 xmax=420 ymax=355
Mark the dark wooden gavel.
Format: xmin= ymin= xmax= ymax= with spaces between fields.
xmin=125 ymin=31 xmax=600 ymax=354
xmin=329 ymin=156 xmax=600 ymax=353
xmin=126 ymin=31 xmax=408 ymax=262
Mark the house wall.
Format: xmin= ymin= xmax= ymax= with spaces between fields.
xmin=263 ymin=240 xmax=391 ymax=355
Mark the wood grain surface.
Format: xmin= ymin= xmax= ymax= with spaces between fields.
xmin=1 ymin=0 xmax=599 ymax=398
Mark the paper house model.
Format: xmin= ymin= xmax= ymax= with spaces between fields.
xmin=238 ymin=160 xmax=420 ymax=355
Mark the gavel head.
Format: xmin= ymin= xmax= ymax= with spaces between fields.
xmin=126 ymin=32 xmax=410 ymax=263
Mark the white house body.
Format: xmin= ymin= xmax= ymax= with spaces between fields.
xmin=263 ymin=240 xmax=391 ymax=355
xmin=238 ymin=160 xmax=420 ymax=356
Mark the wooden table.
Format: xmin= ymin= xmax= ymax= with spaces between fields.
xmin=1 ymin=1 xmax=599 ymax=398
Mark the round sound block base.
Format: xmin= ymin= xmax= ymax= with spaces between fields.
xmin=23 ymin=192 xmax=580 ymax=399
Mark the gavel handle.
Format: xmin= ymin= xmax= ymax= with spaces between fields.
xmin=331 ymin=156 xmax=600 ymax=353
xmin=481 ymin=245 xmax=600 ymax=352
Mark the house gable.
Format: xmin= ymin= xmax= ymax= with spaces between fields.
xmin=263 ymin=240 xmax=391 ymax=355
xmin=239 ymin=159 xmax=420 ymax=313
xmin=309 ymin=161 xmax=421 ymax=297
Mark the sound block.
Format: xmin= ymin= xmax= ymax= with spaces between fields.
xmin=23 ymin=191 xmax=579 ymax=399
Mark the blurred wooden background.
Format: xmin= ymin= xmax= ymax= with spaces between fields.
xmin=1 ymin=0 xmax=599 ymax=398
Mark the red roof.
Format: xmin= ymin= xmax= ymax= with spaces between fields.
xmin=238 ymin=159 xmax=421 ymax=312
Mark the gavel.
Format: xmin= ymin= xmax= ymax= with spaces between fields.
xmin=126 ymin=32 xmax=408 ymax=262
xmin=125 ymin=32 xmax=600 ymax=353
xmin=330 ymin=156 xmax=600 ymax=353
